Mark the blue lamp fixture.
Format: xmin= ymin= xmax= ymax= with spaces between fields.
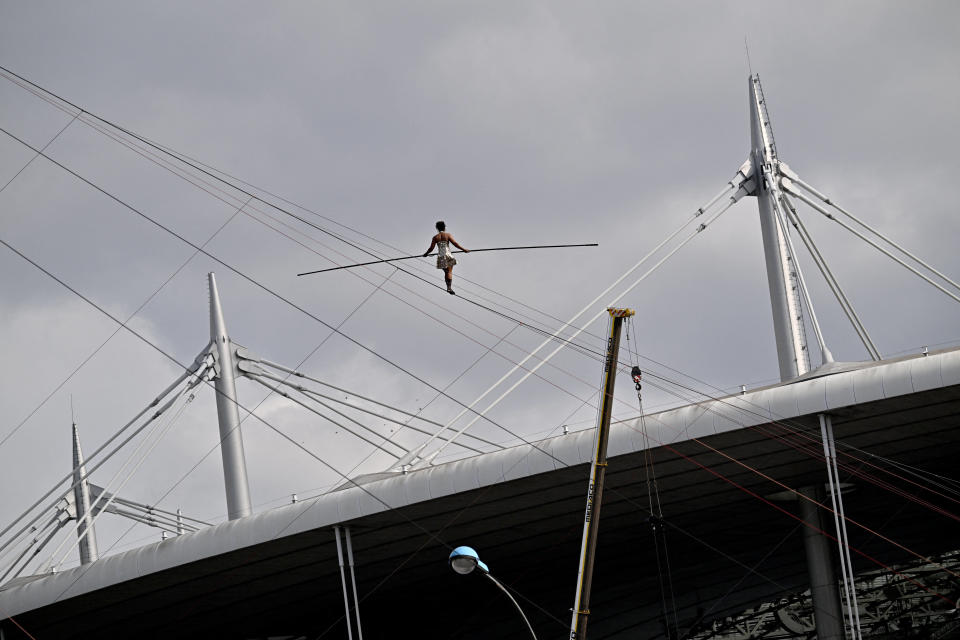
xmin=448 ymin=546 xmax=538 ymax=639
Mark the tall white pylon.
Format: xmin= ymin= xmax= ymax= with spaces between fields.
xmin=209 ymin=272 xmax=252 ymax=520
xmin=747 ymin=74 xmax=812 ymax=381
xmin=71 ymin=420 xmax=99 ymax=564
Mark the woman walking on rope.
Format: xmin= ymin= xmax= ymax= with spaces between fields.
xmin=423 ymin=220 xmax=468 ymax=295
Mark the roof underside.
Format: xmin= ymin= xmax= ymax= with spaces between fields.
xmin=3 ymin=350 xmax=960 ymax=639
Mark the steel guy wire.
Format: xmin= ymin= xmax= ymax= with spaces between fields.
xmin=0 ymin=219 xmax=602 ymax=615
xmin=0 ymin=186 xmax=251 ymax=453
xmin=0 ymin=111 xmax=77 ymax=195
xmin=636 ymin=395 xmax=960 ymax=586
xmin=257 ymin=372 xmax=485 ymax=454
xmin=0 ymin=364 xmax=194 ymax=552
xmin=45 ymin=379 xmax=202 ymax=573
xmin=5 ymin=62 xmax=952 ymax=616
xmin=788 ymin=186 xmax=960 ymax=306
xmin=5 ymin=58 xmax=936 ymax=636
xmin=679 ymin=523 xmax=804 ymax=639
xmin=0 ymin=67 xmax=613 ymax=359
xmin=627 ymin=318 xmax=680 ymax=638
xmin=633 ymin=370 xmax=960 ymax=525
xmin=2 ymin=66 xmax=774 ymax=459
xmin=4 ymin=70 xmax=605 ymax=364
xmin=0 ymin=126 xmax=578 ymax=474
xmin=619 ymin=352 xmax=960 ymax=513
xmin=3 ymin=64 xmax=751 ymax=395
xmin=787 ymin=171 xmax=960 ymax=295
xmin=426 ymin=198 xmax=738 ymax=465
xmin=4 ymin=62 xmax=945 ymax=503
xmin=247 ymin=375 xmax=407 ymax=460
xmin=779 ymin=193 xmax=881 ymax=359
xmin=616 ymin=417 xmax=957 ymax=605
xmin=63 ymin=268 xmax=404 ymax=540
xmin=252 ymin=360 xmax=496 ymax=451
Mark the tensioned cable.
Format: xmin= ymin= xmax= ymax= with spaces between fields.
xmin=7 ymin=63 xmax=952 ymax=616
xmin=324 ymin=325 xmax=525 ymax=481
xmin=427 ymin=196 xmax=742 ymax=465
xmin=618 ymin=416 xmax=957 ymax=605
xmin=11 ymin=62 xmax=944 ymax=502
xmin=53 ymin=268 xmax=405 ymax=553
xmin=0 ymin=65 xmax=892 ymax=632
xmin=0 ymin=111 xmax=77 ymax=195
xmin=0 ymin=513 xmax=59 ymax=567
xmin=627 ymin=318 xmax=680 ymax=638
xmin=0 ymin=175 xmax=251 ymax=453
xmin=45 ymin=378 xmax=203 ymax=572
xmin=0 ymin=127 xmax=576 ymax=472
xmin=311 ymin=344 xmax=885 ymax=639
xmin=786 ymin=170 xmax=960 ymax=295
xmin=1 ymin=66 xmax=735 ymax=437
xmin=246 ymin=375 xmax=408 ymax=460
xmin=632 ymin=374 xmax=960 ymax=585
xmin=252 ymin=359 xmax=497 ymax=451
xmin=634 ymin=366 xmax=960 ymax=524
xmin=0 ymin=364 xmax=195 ymax=553
xmin=0 ymin=514 xmax=62 ymax=581
xmin=2 ymin=86 xmax=606 ymax=388
xmin=0 ymin=368 xmax=203 ymax=567
xmin=249 ymin=371 xmax=483 ymax=456
xmin=638 ymin=354 xmax=960 ymax=519
xmin=0 ymin=67 xmax=617 ymax=362
xmin=681 ymin=523 xmax=803 ymax=637
xmin=5 ymin=131 xmax=616 ymax=472
xmin=278 ymin=352 xmax=892 ymax=636
xmin=625 ymin=349 xmax=960 ymax=508
xmin=780 ymin=194 xmax=881 ymax=358
xmin=410 ymin=185 xmax=742 ymax=460
xmin=104 ymin=496 xmax=209 ymax=528
xmin=296 ymin=244 xmax=599 ymax=276
xmin=0 ymin=220 xmax=603 ymax=615
xmin=310 ymin=356 xmax=958 ymax=637
xmin=1 ymin=67 xmax=600 ymax=341
xmin=3 ymin=63 xmax=756 ymax=387
xmin=785 ymin=184 xmax=960 ymax=306
xmin=233 ymin=205 xmax=615 ymax=397
xmin=608 ymin=360 xmax=960 ymax=580
xmin=772 ymin=194 xmax=832 ymax=363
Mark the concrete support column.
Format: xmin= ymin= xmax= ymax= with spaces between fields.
xmin=799 ymin=485 xmax=845 ymax=640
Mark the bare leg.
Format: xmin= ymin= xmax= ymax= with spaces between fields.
xmin=444 ymin=266 xmax=455 ymax=294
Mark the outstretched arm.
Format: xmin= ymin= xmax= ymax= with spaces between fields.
xmin=423 ymin=237 xmax=437 ymax=257
xmin=449 ymin=235 xmax=469 ymax=252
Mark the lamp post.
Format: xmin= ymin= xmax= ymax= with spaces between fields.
xmin=448 ymin=546 xmax=538 ymax=640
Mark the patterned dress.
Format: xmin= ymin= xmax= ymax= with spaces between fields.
xmin=436 ymin=237 xmax=457 ymax=270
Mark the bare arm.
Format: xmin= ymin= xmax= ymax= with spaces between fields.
xmin=423 ymin=236 xmax=437 ymax=257
xmin=449 ymin=235 xmax=469 ymax=252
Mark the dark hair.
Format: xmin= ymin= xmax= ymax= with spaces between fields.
xmin=435 ymin=220 xmax=446 ymax=232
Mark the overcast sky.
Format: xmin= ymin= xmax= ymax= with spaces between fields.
xmin=0 ymin=1 xmax=958 ymax=571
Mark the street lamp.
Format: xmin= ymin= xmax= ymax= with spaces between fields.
xmin=448 ymin=546 xmax=538 ymax=640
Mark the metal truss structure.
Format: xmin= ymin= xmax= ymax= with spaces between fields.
xmin=689 ymin=551 xmax=960 ymax=640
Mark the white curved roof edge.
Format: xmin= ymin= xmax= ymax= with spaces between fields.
xmin=2 ymin=347 xmax=957 ymax=616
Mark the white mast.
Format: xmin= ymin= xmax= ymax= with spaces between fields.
xmin=748 ymin=75 xmax=811 ymax=380
xmin=71 ymin=419 xmax=99 ymax=565
xmin=209 ymin=272 xmax=252 ymax=520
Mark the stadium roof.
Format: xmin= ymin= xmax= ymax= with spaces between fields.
xmin=2 ymin=347 xmax=959 ymax=638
